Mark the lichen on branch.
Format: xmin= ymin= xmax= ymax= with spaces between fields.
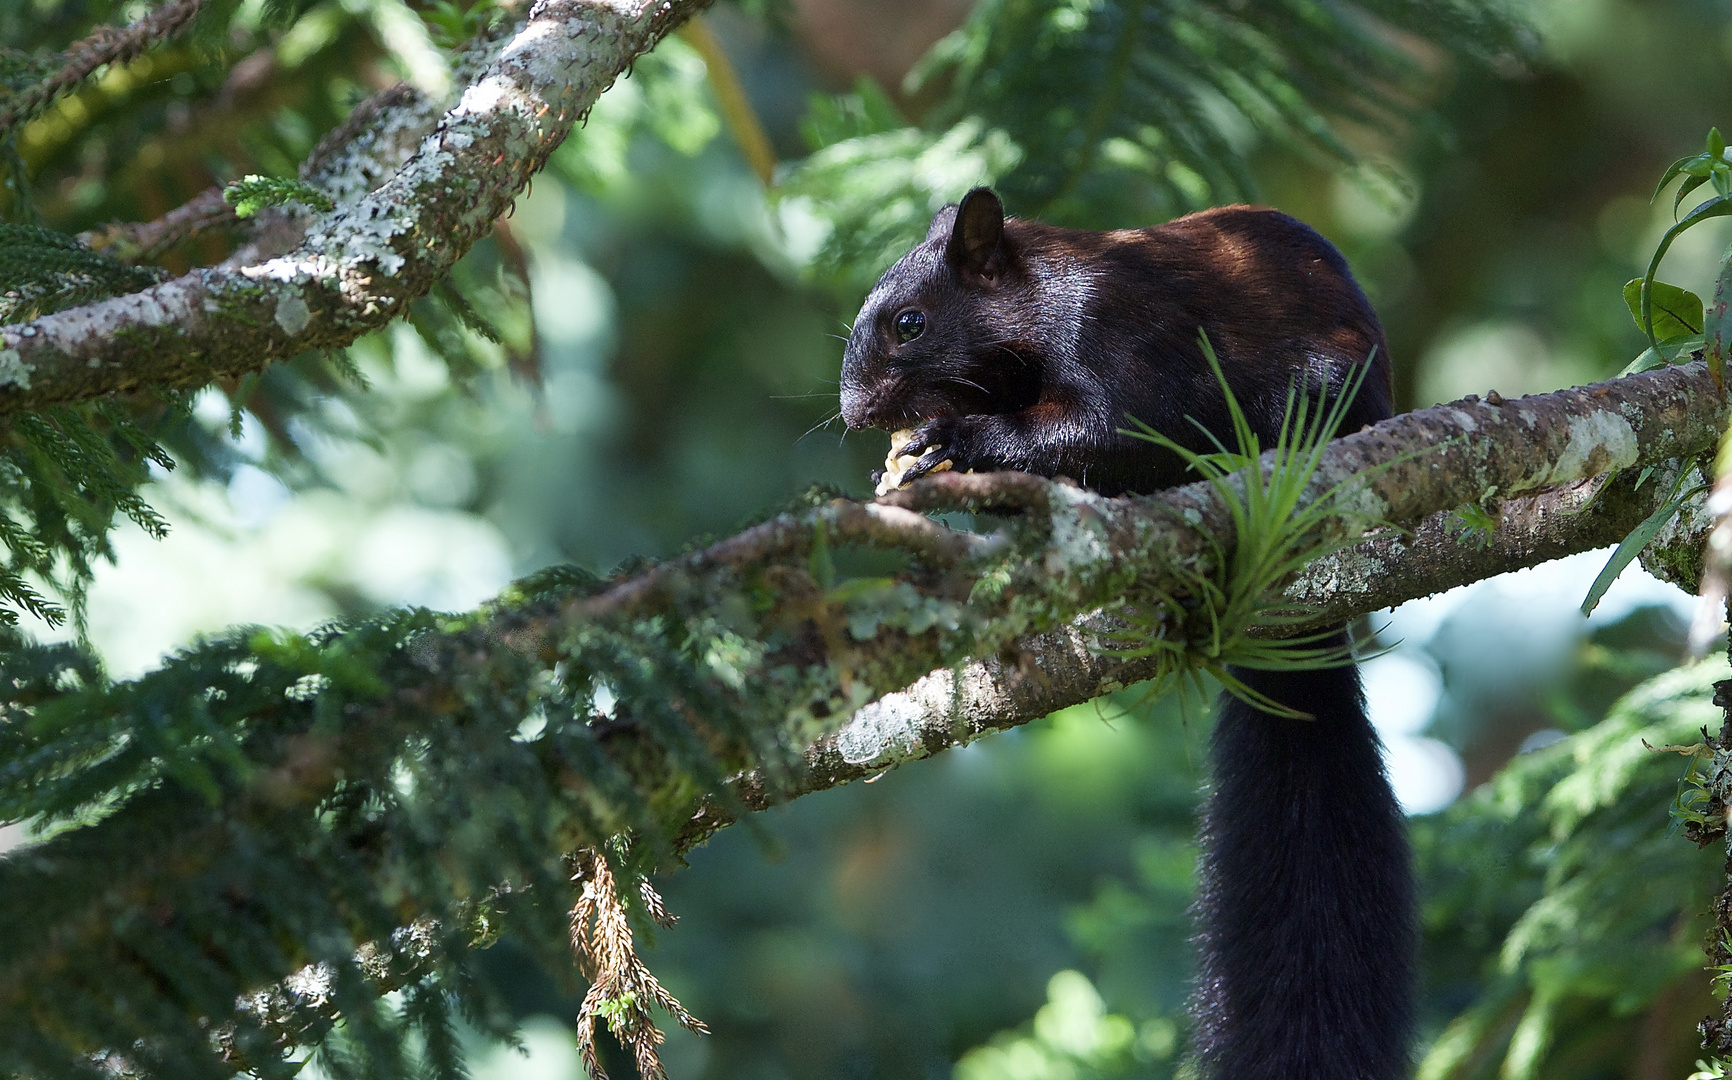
xmin=0 ymin=0 xmax=715 ymax=411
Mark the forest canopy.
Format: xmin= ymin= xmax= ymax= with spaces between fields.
xmin=2 ymin=1 xmax=1732 ymax=1079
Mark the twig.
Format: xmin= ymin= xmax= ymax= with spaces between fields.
xmin=678 ymin=15 xmax=776 ymax=185
xmin=0 ymin=0 xmax=206 ymax=139
xmin=79 ymin=187 xmax=235 ymax=263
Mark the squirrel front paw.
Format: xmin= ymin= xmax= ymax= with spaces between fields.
xmin=877 ymin=422 xmax=958 ymax=494
xmin=896 ymin=417 xmax=976 ymax=482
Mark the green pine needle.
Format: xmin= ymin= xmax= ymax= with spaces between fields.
xmin=0 ymin=224 xmax=166 ymax=324
xmin=222 ymin=174 xmax=336 ymax=218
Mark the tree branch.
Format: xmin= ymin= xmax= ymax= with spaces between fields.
xmin=75 ymin=81 xmax=437 ymax=265
xmin=79 ymin=186 xmax=235 ymax=263
xmin=174 ymin=368 xmax=1732 ymax=1058
xmin=694 ymin=464 xmax=1703 ymax=835
xmin=2 ymin=0 xmax=1725 ymax=1059
xmin=569 ymin=363 xmax=1718 ymax=636
xmin=0 ymin=0 xmax=713 ymax=410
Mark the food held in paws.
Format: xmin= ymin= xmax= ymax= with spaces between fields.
xmin=875 ymin=427 xmax=951 ymax=497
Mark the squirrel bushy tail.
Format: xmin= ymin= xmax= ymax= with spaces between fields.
xmin=1191 ymin=648 xmax=1415 ymax=1080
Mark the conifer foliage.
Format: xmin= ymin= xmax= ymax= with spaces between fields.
xmin=0 ymin=582 xmax=800 ymax=1080
xmin=0 ymin=225 xmax=172 ymax=629
xmin=787 ymin=0 xmax=1529 ymax=286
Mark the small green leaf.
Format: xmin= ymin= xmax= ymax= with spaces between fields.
xmin=1710 ymin=126 xmax=1725 ymax=159
xmin=1676 ymin=172 xmax=1709 ymax=218
xmin=1653 ymin=156 xmax=1689 ymax=202
xmin=1623 ymin=278 xmax=1704 ymax=339
xmin=1619 ymin=346 xmax=1667 ymax=376
xmin=1447 ymin=504 xmax=1499 ymax=549
xmin=1635 ymin=195 xmax=1732 ymax=347
xmin=1660 ymin=332 xmax=1707 ymax=353
xmin=1618 ymin=335 xmax=1704 ymax=376
xmin=1580 ymin=471 xmax=1704 ymax=615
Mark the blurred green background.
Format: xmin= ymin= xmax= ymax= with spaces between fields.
xmin=5 ymin=0 xmax=1732 ymax=1076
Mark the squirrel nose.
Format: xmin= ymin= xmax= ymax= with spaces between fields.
xmin=839 ymin=387 xmax=875 ymax=429
xmin=839 ymin=388 xmax=905 ymax=430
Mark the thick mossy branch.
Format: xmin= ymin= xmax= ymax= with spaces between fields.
xmin=0 ymin=363 xmax=1721 ymax=1074
xmin=575 ymin=361 xmax=1720 ymax=634
xmin=705 ymin=465 xmax=1702 ymax=836
xmin=0 ymin=0 xmax=713 ymax=413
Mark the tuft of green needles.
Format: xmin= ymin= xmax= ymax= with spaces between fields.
xmin=1110 ymin=332 xmax=1383 ymax=718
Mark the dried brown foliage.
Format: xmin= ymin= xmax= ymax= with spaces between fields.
xmin=570 ymin=849 xmax=708 ymax=1080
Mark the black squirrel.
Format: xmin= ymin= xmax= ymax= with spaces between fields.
xmin=839 ymin=188 xmax=1413 ymax=1080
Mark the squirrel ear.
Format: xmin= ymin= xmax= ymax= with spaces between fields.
xmin=926 ymin=204 xmax=959 ymax=242
xmin=945 ymin=187 xmax=1005 ymax=279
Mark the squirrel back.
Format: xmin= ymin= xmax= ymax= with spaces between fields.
xmin=840 ymin=189 xmax=1391 ymax=494
xmin=841 ymin=188 xmax=1414 ymax=1080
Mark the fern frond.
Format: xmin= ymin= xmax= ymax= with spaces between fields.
xmin=925 ymin=0 xmax=1529 ymax=220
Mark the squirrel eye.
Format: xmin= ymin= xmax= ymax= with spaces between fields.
xmin=894 ymin=309 xmax=926 ymax=344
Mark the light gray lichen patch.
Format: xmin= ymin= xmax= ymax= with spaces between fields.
xmin=308 ymin=197 xmax=416 ymax=277
xmin=455 ymin=76 xmax=515 ymax=118
xmin=1310 ymin=471 xmax=1391 ymax=536
xmin=1540 ymin=410 xmax=1639 ymax=488
xmin=245 ymin=254 xmax=337 ymax=285
xmin=0 ymin=347 xmax=31 ymax=390
xmin=510 ymin=15 xmax=625 ymax=94
xmin=33 ymin=278 xmax=196 ymax=358
xmin=1287 ymin=543 xmax=1388 ymax=603
xmin=313 ymin=91 xmax=452 ymax=207
xmin=836 ymin=690 xmax=929 ymax=765
xmin=1043 ymin=484 xmax=1113 ymax=576
xmin=274 ymin=294 xmax=312 ymax=337
xmin=263 ymin=2 xmax=649 ymax=294
xmin=1447 ymin=408 xmax=1479 ymax=433
xmin=243 ymin=254 xmax=373 ymax=311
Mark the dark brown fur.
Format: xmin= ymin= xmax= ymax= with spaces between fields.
xmin=840 ymin=190 xmax=1391 ymax=495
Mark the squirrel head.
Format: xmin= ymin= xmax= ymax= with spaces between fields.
xmin=839 ymin=187 xmax=1042 ymax=430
